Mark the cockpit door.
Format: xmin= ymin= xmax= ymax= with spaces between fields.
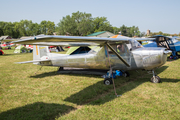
xmin=105 ymin=43 xmax=131 ymax=67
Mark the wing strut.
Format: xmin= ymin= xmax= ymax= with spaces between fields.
xmin=106 ymin=43 xmax=130 ymax=67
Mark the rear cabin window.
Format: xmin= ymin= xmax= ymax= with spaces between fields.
xmin=70 ymin=47 xmax=91 ymax=55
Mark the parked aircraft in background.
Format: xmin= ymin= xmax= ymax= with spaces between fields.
xmin=111 ymin=34 xmax=180 ymax=59
xmin=0 ymin=39 xmax=17 ymax=49
xmin=143 ymin=35 xmax=180 ymax=59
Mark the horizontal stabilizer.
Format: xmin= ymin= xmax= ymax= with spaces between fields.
xmin=16 ymin=59 xmax=50 ymax=64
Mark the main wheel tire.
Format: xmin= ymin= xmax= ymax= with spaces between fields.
xmin=58 ymin=67 xmax=64 ymax=71
xmin=122 ymin=71 xmax=130 ymax=77
xmin=151 ymin=75 xmax=161 ymax=83
xmin=104 ymin=78 xmax=112 ymax=85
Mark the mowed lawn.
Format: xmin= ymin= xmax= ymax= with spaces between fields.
xmin=0 ymin=48 xmax=180 ymax=120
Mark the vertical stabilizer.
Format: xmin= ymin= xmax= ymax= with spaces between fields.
xmin=33 ymin=45 xmax=49 ymax=61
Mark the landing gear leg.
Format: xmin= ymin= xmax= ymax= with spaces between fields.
xmin=104 ymin=67 xmax=113 ymax=85
xmin=150 ymin=70 xmax=161 ymax=83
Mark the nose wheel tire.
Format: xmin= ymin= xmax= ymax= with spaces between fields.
xmin=151 ymin=75 xmax=161 ymax=83
xmin=104 ymin=78 xmax=113 ymax=85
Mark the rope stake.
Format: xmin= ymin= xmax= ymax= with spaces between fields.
xmin=106 ymin=45 xmax=121 ymax=97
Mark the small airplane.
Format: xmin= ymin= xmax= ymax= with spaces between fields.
xmin=143 ymin=35 xmax=180 ymax=59
xmin=0 ymin=39 xmax=17 ymax=49
xmin=14 ymin=35 xmax=172 ymax=85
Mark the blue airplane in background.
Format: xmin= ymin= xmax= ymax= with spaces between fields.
xmin=143 ymin=35 xmax=180 ymax=59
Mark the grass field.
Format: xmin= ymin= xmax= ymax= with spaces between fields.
xmin=0 ymin=48 xmax=180 ymax=120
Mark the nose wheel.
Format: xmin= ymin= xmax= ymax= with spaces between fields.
xmin=151 ymin=75 xmax=161 ymax=83
xmin=104 ymin=78 xmax=113 ymax=85
xmin=151 ymin=70 xmax=161 ymax=83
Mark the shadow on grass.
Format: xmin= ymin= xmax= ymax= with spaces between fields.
xmin=0 ymin=102 xmax=76 ymax=120
xmin=1 ymin=53 xmax=32 ymax=56
xmin=30 ymin=71 xmax=104 ymax=78
xmin=64 ymin=66 xmax=173 ymax=105
xmin=30 ymin=66 xmax=175 ymax=106
xmin=30 ymin=71 xmax=61 ymax=78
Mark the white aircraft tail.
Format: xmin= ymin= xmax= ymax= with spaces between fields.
xmin=15 ymin=45 xmax=51 ymax=64
xmin=33 ymin=45 xmax=50 ymax=61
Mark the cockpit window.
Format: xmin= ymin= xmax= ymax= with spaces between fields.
xmin=88 ymin=46 xmax=101 ymax=54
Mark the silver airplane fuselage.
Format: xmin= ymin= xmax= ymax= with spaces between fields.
xmin=38 ymin=46 xmax=170 ymax=71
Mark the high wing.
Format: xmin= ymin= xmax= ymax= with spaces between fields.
xmin=14 ymin=35 xmax=132 ymax=67
xmin=13 ymin=35 xmax=130 ymax=46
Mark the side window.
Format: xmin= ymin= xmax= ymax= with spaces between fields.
xmin=107 ymin=45 xmax=116 ymax=54
xmin=117 ymin=44 xmax=125 ymax=54
xmin=107 ymin=43 xmax=129 ymax=55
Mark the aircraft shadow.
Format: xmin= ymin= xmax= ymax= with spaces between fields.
xmin=1 ymin=53 xmax=31 ymax=56
xmin=30 ymin=70 xmax=105 ymax=78
xmin=0 ymin=102 xmax=75 ymax=120
xmin=64 ymin=66 xmax=176 ymax=105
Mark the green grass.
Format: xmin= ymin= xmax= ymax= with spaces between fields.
xmin=0 ymin=48 xmax=180 ymax=120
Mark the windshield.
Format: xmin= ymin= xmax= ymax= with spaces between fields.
xmin=129 ymin=39 xmax=143 ymax=50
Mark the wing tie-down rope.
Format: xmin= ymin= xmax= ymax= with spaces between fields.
xmin=106 ymin=45 xmax=121 ymax=97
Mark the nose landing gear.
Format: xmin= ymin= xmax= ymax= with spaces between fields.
xmin=150 ymin=70 xmax=161 ymax=83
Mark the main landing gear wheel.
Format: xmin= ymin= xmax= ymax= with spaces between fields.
xmin=104 ymin=78 xmax=113 ymax=85
xmin=151 ymin=75 xmax=161 ymax=83
xmin=122 ymin=71 xmax=130 ymax=77
xmin=58 ymin=67 xmax=64 ymax=71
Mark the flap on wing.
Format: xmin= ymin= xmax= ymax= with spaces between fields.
xmin=29 ymin=42 xmax=99 ymax=47
xmin=16 ymin=59 xmax=50 ymax=64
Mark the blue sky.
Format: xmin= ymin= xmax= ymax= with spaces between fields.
xmin=0 ymin=0 xmax=180 ymax=34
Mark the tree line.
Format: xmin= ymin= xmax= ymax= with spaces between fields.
xmin=1 ymin=11 xmax=176 ymax=38
xmin=0 ymin=20 xmax=55 ymax=38
xmin=148 ymin=31 xmax=180 ymax=37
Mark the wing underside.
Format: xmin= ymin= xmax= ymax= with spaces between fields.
xmin=13 ymin=35 xmax=130 ymax=46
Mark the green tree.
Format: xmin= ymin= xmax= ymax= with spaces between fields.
xmin=14 ymin=20 xmax=33 ymax=37
xmin=56 ymin=15 xmax=77 ymax=35
xmin=0 ymin=21 xmax=6 ymax=36
xmin=40 ymin=20 xmax=55 ymax=35
xmin=73 ymin=11 xmax=93 ymax=36
xmin=56 ymin=11 xmax=93 ymax=36
xmin=3 ymin=22 xmax=14 ymax=37
xmin=93 ymin=17 xmax=113 ymax=33
xmin=47 ymin=29 xmax=53 ymax=35
xmin=112 ymin=27 xmax=120 ymax=34
xmin=119 ymin=25 xmax=140 ymax=37
xmin=119 ymin=24 xmax=127 ymax=36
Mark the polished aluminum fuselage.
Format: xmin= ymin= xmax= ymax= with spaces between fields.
xmin=40 ymin=46 xmax=168 ymax=71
